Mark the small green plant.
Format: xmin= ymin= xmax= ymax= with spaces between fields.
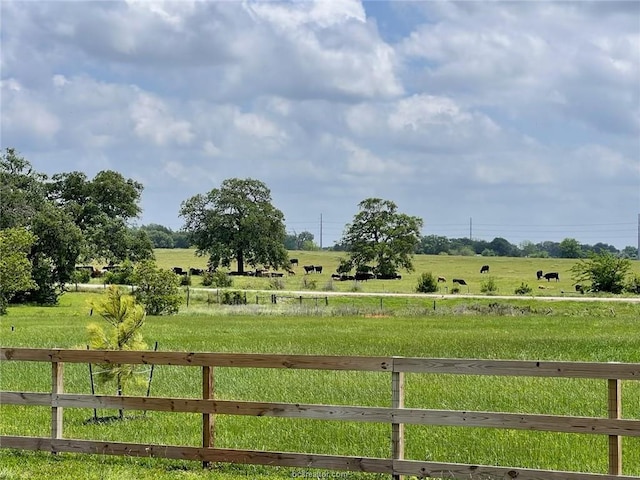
xmin=514 ymin=282 xmax=533 ymax=295
xmin=87 ymin=286 xmax=147 ymax=419
xmin=302 ymin=277 xmax=317 ymax=290
xmin=268 ymin=277 xmax=285 ymax=290
xmin=416 ymin=272 xmax=438 ymax=293
xmin=480 ymin=276 xmax=498 ymax=294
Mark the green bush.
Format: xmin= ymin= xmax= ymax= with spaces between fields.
xmin=103 ymin=260 xmax=135 ymax=285
xmin=302 ymin=277 xmax=317 ymax=290
xmin=71 ymin=268 xmax=91 ymax=284
xmin=202 ymin=270 xmax=233 ymax=288
xmin=480 ymin=276 xmax=498 ymax=294
xmin=268 ymin=277 xmax=285 ymax=290
xmin=625 ymin=274 xmax=640 ymax=294
xmin=416 ymin=272 xmax=438 ymax=293
xmin=514 ymin=282 xmax=532 ymax=295
xmin=132 ymin=260 xmax=182 ymax=315
xmin=221 ymin=290 xmax=246 ymax=305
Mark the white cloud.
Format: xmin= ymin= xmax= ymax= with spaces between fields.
xmin=130 ymin=93 xmax=194 ymax=146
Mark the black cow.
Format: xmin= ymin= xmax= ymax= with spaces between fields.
xmin=189 ymin=268 xmax=204 ymax=276
xmin=575 ymin=284 xmax=584 ymax=294
xmin=290 ymin=258 xmax=299 ymax=266
xmin=452 ymin=278 xmax=467 ymax=286
xmin=303 ymin=265 xmax=315 ymax=274
xmin=172 ymin=267 xmax=186 ymax=275
xmin=480 ymin=265 xmax=489 ymax=274
xmin=437 ymin=276 xmax=446 ymax=283
xmin=314 ymin=265 xmax=323 ymax=274
xmin=544 ymin=272 xmax=559 ymax=282
xmin=355 ymin=271 xmax=376 ymax=281
xmin=536 ymin=270 xmax=543 ymax=280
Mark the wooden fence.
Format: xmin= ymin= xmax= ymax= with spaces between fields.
xmin=1 ymin=347 xmax=639 ymax=480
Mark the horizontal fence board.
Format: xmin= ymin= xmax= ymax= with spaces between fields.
xmin=0 ymin=348 xmax=391 ymax=371
xmin=0 ymin=436 xmax=392 ymax=473
xmin=394 ymin=408 xmax=640 ymax=437
xmin=4 ymin=392 xmax=639 ymax=437
xmin=393 ymin=357 xmax=640 ymax=379
xmin=0 ymin=392 xmax=51 ymax=406
xmin=393 ymin=459 xmax=640 ymax=480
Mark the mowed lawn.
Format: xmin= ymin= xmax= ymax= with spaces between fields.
xmin=1 ymin=291 xmax=639 ymax=479
xmin=151 ymin=249 xmax=640 ymax=297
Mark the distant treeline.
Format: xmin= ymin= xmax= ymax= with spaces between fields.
xmin=140 ymin=224 xmax=637 ymax=259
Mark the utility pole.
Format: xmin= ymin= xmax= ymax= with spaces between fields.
xmin=637 ymin=213 xmax=639 ymax=260
xmin=320 ymin=213 xmax=323 ymax=250
xmin=469 ymin=217 xmax=472 ymax=241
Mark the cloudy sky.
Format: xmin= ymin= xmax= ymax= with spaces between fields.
xmin=2 ymin=1 xmax=639 ymax=249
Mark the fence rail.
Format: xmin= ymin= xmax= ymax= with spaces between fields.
xmin=1 ymin=348 xmax=639 ymax=480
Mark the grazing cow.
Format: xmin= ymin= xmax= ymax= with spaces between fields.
xmin=290 ymin=258 xmax=299 ymax=266
xmin=480 ymin=265 xmax=490 ymax=274
xmin=575 ymin=284 xmax=584 ymax=294
xmin=355 ymin=271 xmax=376 ymax=281
xmin=331 ymin=273 xmax=341 ymax=280
xmin=437 ymin=276 xmax=446 ymax=283
xmin=544 ymin=272 xmax=560 ymax=282
xmin=536 ymin=270 xmax=543 ymax=280
xmin=452 ymin=278 xmax=467 ymax=286
xmin=314 ymin=265 xmax=323 ymax=274
xmin=172 ymin=267 xmax=184 ymax=275
xmin=303 ymin=265 xmax=315 ymax=274
xmin=377 ymin=273 xmax=402 ymax=280
xmin=189 ymin=268 xmax=204 ymax=276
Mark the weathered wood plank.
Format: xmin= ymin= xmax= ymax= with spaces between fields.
xmin=393 ymin=357 xmax=640 ymax=379
xmin=0 ymin=348 xmax=391 ymax=371
xmin=0 ymin=392 xmax=51 ymax=406
xmin=11 ymin=393 xmax=638 ymax=437
xmin=0 ymin=437 xmax=392 ymax=473
xmin=608 ymin=378 xmax=622 ymax=475
xmin=51 ymin=362 xmax=63 ymax=443
xmin=393 ymin=459 xmax=640 ymax=480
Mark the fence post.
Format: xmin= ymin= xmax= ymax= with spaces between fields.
xmin=391 ymin=365 xmax=404 ymax=480
xmin=608 ymin=378 xmax=622 ymax=475
xmin=52 ymin=361 xmax=64 ymax=453
xmin=203 ymin=366 xmax=215 ymax=469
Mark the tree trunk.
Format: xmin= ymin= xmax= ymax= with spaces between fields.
xmin=237 ymin=250 xmax=244 ymax=274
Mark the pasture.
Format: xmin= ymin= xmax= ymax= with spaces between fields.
xmin=150 ymin=249 xmax=640 ymax=297
xmin=1 ymin=291 xmax=640 ymax=479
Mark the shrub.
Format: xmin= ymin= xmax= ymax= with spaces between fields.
xmin=416 ymin=272 xmax=438 ymax=293
xmin=514 ymin=282 xmax=532 ymax=295
xmin=202 ymin=270 xmax=233 ymax=288
xmin=480 ymin=276 xmax=498 ymax=294
xmin=132 ymin=260 xmax=182 ymax=315
xmin=103 ymin=260 xmax=135 ymax=285
xmin=221 ymin=290 xmax=246 ymax=305
xmin=268 ymin=277 xmax=285 ymax=290
xmin=302 ymin=277 xmax=317 ymax=290
xmin=571 ymin=252 xmax=631 ymax=294
xmin=625 ymin=274 xmax=640 ymax=294
xmin=71 ymin=268 xmax=91 ymax=284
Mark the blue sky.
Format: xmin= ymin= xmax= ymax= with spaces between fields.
xmin=2 ymin=1 xmax=639 ymax=249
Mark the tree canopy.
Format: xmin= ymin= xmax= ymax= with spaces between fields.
xmin=179 ymin=178 xmax=288 ymax=274
xmin=341 ymin=198 xmax=423 ymax=276
xmin=0 ymin=148 xmax=151 ymax=306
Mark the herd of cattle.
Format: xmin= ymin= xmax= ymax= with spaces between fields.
xmin=76 ymin=262 xmax=575 ymax=290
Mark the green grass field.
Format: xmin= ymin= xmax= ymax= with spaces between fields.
xmin=1 ymin=289 xmax=639 ymax=479
xmin=148 ymin=249 xmax=640 ymax=297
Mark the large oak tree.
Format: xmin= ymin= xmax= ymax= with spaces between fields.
xmin=341 ymin=198 xmax=423 ymax=276
xmin=179 ymin=178 xmax=288 ymax=274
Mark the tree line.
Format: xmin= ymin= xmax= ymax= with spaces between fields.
xmin=1 ymin=148 xmax=637 ymax=314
